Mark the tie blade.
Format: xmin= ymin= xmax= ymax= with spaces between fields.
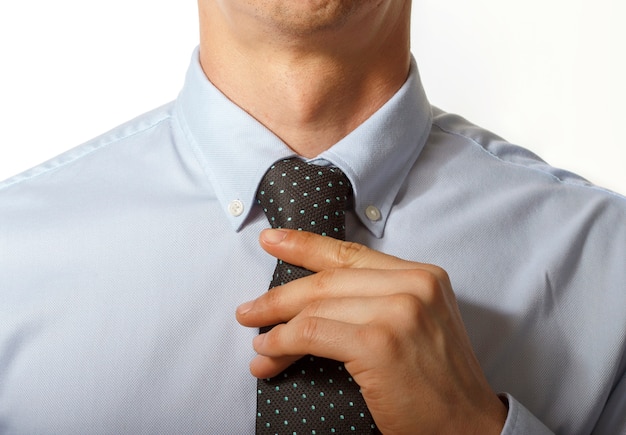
xmin=255 ymin=158 xmax=379 ymax=434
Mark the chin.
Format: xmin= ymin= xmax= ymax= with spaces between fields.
xmin=254 ymin=0 xmax=374 ymax=35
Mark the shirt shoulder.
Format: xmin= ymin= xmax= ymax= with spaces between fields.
xmin=0 ymin=102 xmax=177 ymax=192
xmin=423 ymin=106 xmax=626 ymax=286
xmin=430 ymin=107 xmax=625 ymax=201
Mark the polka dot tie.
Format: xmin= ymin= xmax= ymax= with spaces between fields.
xmin=255 ymin=158 xmax=379 ymax=434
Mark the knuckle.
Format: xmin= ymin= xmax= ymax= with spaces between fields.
xmin=412 ymin=268 xmax=439 ymax=286
xmin=358 ymin=323 xmax=401 ymax=360
xmin=309 ymin=269 xmax=337 ymax=295
xmin=264 ymin=323 xmax=285 ymax=348
xmin=299 ymin=317 xmax=322 ymax=345
xmin=404 ymin=268 xmax=447 ymax=304
xmin=388 ymin=292 xmax=423 ymax=319
xmin=334 ymin=241 xmax=369 ymax=268
xmin=299 ymin=231 xmax=319 ymax=252
xmin=429 ymin=264 xmax=451 ymax=285
xmin=384 ymin=293 xmax=435 ymax=337
xmin=265 ymin=286 xmax=284 ymax=307
xmin=263 ymin=287 xmax=298 ymax=323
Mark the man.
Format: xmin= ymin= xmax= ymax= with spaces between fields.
xmin=0 ymin=1 xmax=624 ymax=433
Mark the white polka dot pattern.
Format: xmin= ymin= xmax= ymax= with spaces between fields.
xmin=255 ymin=159 xmax=379 ymax=434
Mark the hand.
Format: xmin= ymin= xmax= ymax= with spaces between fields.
xmin=236 ymin=229 xmax=507 ymax=435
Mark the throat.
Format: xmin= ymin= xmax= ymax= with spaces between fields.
xmin=235 ymin=62 xmax=398 ymax=157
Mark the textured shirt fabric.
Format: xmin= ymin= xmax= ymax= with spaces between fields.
xmin=1 ymin=47 xmax=625 ymax=434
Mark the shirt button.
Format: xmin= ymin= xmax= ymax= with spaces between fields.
xmin=365 ymin=205 xmax=382 ymax=222
xmin=228 ymin=200 xmax=244 ymax=217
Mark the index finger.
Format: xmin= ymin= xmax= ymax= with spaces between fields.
xmin=259 ymin=228 xmax=425 ymax=272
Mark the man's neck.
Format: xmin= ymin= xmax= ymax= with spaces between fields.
xmin=198 ymin=0 xmax=411 ymax=158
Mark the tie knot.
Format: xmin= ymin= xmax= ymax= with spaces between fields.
xmin=257 ymin=158 xmax=352 ymax=239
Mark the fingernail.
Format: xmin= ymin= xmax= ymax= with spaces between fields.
xmin=262 ymin=228 xmax=288 ymax=245
xmin=237 ymin=300 xmax=254 ymax=314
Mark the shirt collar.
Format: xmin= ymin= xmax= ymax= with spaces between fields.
xmin=175 ymin=47 xmax=432 ymax=237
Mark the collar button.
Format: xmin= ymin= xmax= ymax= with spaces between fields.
xmin=365 ymin=205 xmax=382 ymax=222
xmin=228 ymin=200 xmax=245 ymax=217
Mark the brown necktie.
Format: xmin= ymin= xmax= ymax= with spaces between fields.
xmin=255 ymin=158 xmax=379 ymax=434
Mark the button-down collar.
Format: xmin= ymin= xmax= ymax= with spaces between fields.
xmin=175 ymin=48 xmax=432 ymax=237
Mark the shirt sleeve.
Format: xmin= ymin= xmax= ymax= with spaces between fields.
xmin=499 ymin=394 xmax=554 ymax=435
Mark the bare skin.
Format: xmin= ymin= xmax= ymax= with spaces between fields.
xmin=199 ymin=1 xmax=508 ymax=433
xmin=236 ymin=230 xmax=508 ymax=434
xmin=198 ymin=0 xmax=411 ymax=157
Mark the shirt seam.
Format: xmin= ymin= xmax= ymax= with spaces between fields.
xmin=431 ymin=120 xmax=626 ymax=201
xmin=0 ymin=115 xmax=172 ymax=192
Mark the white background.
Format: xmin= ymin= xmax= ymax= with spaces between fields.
xmin=1 ymin=1 xmax=624 ymax=194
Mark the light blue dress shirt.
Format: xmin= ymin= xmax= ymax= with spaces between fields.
xmin=1 ymin=48 xmax=625 ymax=434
